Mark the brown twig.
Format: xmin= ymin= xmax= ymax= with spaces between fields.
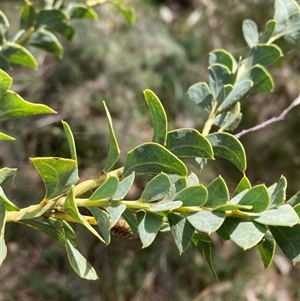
xmin=235 ymin=95 xmax=300 ymax=138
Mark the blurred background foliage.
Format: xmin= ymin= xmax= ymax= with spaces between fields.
xmin=1 ymin=0 xmax=299 ymax=300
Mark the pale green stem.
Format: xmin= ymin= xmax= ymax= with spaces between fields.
xmin=121 ymin=200 xmax=150 ymax=210
xmin=202 ymin=100 xmax=218 ymax=136
xmin=73 ymin=198 xmax=112 ymax=207
xmin=6 ymin=196 xmax=253 ymax=224
xmin=268 ymin=32 xmax=286 ymax=44
xmin=5 ymin=164 xmax=253 ymax=225
xmin=86 ymin=0 xmax=112 ymax=7
xmin=225 ymin=210 xmax=253 ymax=220
xmin=73 ymin=167 xmax=124 ymax=197
xmin=6 ymin=201 xmax=55 ymax=222
xmin=48 ymin=211 xmax=98 ymax=225
xmin=6 ymin=168 xmax=124 ymax=222
xmin=14 ymin=27 xmax=35 ymax=45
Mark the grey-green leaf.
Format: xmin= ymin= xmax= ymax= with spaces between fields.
xmin=144 ymin=89 xmax=168 ymax=145
xmin=30 ymin=157 xmax=78 ymax=200
xmin=122 ymin=209 xmax=138 ymax=235
xmin=1 ymin=42 xmax=38 ymax=69
xmin=103 ymin=101 xmax=120 ymax=171
xmin=0 ymin=69 xmax=12 ymax=95
xmin=62 ymin=121 xmax=77 ymax=164
xmin=218 ymin=218 xmax=267 ymax=250
xmin=0 ymin=237 xmax=7 ymax=265
xmin=89 ymin=207 xmax=111 ymax=245
xmin=229 ymin=190 xmax=249 ymax=205
xmin=65 ymin=3 xmax=98 ymax=20
xmin=242 ymin=19 xmax=259 ymax=48
xmin=124 ymin=142 xmax=187 ymax=177
xmin=64 ymin=187 xmax=105 ymax=243
xmin=209 ymin=63 xmax=231 ymax=100
xmin=268 ymin=175 xmax=287 ymax=208
xmin=0 ymin=90 xmax=56 ymax=121
xmin=238 ymin=184 xmax=270 ymax=212
xmin=269 ymin=224 xmax=300 ymax=264
xmin=207 ymin=132 xmax=247 ymax=172
xmin=137 ymin=211 xmax=163 ymax=248
xmin=0 ymin=167 xmax=17 ymax=185
xmin=175 ymin=177 xmax=187 ymax=192
xmin=287 ymin=191 xmax=300 ymax=207
xmin=205 ymin=176 xmax=229 ymax=207
xmin=232 ymin=175 xmax=251 ymax=198
xmin=168 ymin=213 xmax=195 ymax=254
xmin=174 ymin=185 xmax=207 ymax=206
xmin=247 ymin=44 xmax=283 ymax=68
xmin=294 ymin=203 xmax=300 ymax=218
xmin=239 ymin=64 xmax=274 ymax=93
xmin=0 ymin=54 xmax=11 ymax=70
xmin=192 ymin=233 xmax=218 ymax=281
xmin=274 ymin=0 xmax=289 ymax=34
xmin=112 ymin=172 xmax=135 ymax=200
xmin=141 ymin=173 xmax=171 ymax=202
xmin=214 ymin=103 xmax=242 ymax=132
xmin=27 ymin=28 xmax=64 ymax=58
xmin=186 ymin=172 xmax=199 ymax=186
xmin=283 ymin=0 xmax=300 ymax=14
xmin=259 ymin=19 xmax=277 ymax=43
xmin=166 ymin=128 xmax=213 ymax=159
xmin=209 ymin=49 xmax=234 ymax=71
xmin=218 ymin=80 xmax=253 ymax=111
xmin=20 ymin=2 xmax=36 ymax=29
xmin=20 ymin=219 xmax=77 ymax=247
xmin=65 ymin=238 xmax=98 ymax=280
xmin=252 ymin=204 xmax=299 ymax=226
xmin=90 ymin=176 xmax=119 ymax=200
xmin=187 ymin=211 xmax=225 ymax=234
xmin=34 ymin=9 xmax=75 ymax=40
xmin=36 ymin=9 xmax=69 ymax=28
xmin=106 ymin=204 xmax=126 ymax=228
xmin=0 ymin=201 xmax=7 ymax=265
xmin=256 ymin=231 xmax=276 ymax=268
xmin=285 ymin=11 xmax=300 ymax=47
xmin=187 ymin=82 xmax=213 ymax=112
xmin=0 ymin=11 xmax=9 ymax=35
xmin=216 ymin=84 xmax=233 ymax=107
xmin=113 ymin=1 xmax=135 ymax=25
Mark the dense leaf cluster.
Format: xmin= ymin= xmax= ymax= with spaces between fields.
xmin=0 ymin=0 xmax=134 ymax=70
xmin=0 ymin=0 xmax=299 ymax=280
